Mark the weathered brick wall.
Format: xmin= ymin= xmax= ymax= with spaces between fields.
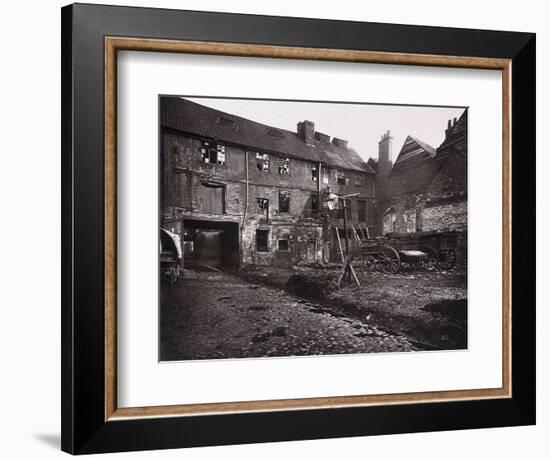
xmin=421 ymin=200 xmax=467 ymax=232
xmin=162 ymin=130 xmax=374 ymax=266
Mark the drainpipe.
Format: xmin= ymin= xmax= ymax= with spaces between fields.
xmin=242 ymin=151 xmax=249 ymax=229
xmin=318 ymin=161 xmax=325 ymax=262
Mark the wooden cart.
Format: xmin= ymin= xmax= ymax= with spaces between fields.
xmin=356 ymin=231 xmax=459 ymax=273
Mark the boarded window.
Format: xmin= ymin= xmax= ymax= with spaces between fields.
xmin=279 ymin=191 xmax=290 ymax=213
xmin=337 ymin=171 xmax=346 ymax=185
xmin=278 ymin=240 xmax=289 ymax=251
xmin=199 ymin=183 xmax=224 ymax=214
xmin=278 ymin=157 xmax=290 ymax=175
xmin=311 ymin=164 xmax=318 ymax=181
xmin=357 ymin=200 xmax=367 ymax=222
xmin=200 ymin=142 xmax=226 ymax=165
xmin=256 ymin=230 xmax=269 ymax=252
xmin=256 ymin=152 xmax=269 ymax=172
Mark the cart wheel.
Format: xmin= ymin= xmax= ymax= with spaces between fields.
xmin=439 ymin=249 xmax=457 ymax=270
xmin=420 ymin=245 xmax=439 ymax=271
xmin=379 ymin=246 xmax=400 ymax=273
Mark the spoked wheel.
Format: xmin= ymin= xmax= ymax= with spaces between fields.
xmin=420 ymin=245 xmax=439 ymax=271
xmin=378 ymin=245 xmax=400 ymax=273
xmin=355 ymin=254 xmax=377 ymax=271
xmin=439 ymin=249 xmax=457 ymax=270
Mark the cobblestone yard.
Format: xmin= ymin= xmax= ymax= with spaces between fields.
xmin=160 ymin=270 xmax=415 ymax=361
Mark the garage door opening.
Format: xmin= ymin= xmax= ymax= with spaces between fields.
xmin=182 ymin=219 xmax=240 ymax=270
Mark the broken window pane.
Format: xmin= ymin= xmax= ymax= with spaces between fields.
xmin=337 ymin=171 xmax=346 ymax=185
xmin=256 ymin=230 xmax=269 ymax=252
xmin=311 ymin=164 xmax=318 ymax=181
xmin=255 ymin=152 xmax=269 ymax=172
xmin=257 ymin=198 xmax=269 ymax=217
xmin=278 ymin=157 xmax=290 ymax=175
xmin=200 ymin=141 xmax=225 ymax=165
xmin=279 ymin=191 xmax=290 ymax=213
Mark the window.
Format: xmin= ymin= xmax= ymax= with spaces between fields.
xmin=257 ymin=198 xmax=269 ymax=219
xmin=358 ymin=200 xmax=367 ymax=222
xmin=279 ymin=191 xmax=290 ymax=213
xmin=311 ymin=193 xmax=319 ymax=213
xmin=278 ymin=239 xmax=289 ymax=252
xmin=278 ymin=157 xmax=290 ymax=175
xmin=256 ymin=230 xmax=269 ymax=252
xmin=200 ymin=142 xmax=225 ymax=165
xmin=311 ymin=164 xmax=319 ymax=181
xmin=355 ymin=178 xmax=363 ymax=187
xmin=256 ymin=152 xmax=269 ymax=172
xmin=337 ymin=171 xmax=346 ymax=185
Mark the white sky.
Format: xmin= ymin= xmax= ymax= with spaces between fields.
xmin=184 ymin=96 xmax=466 ymax=162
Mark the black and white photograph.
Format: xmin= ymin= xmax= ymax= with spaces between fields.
xmin=159 ymin=96 xmax=468 ymax=361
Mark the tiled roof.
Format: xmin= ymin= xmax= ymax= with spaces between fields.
xmin=392 ymin=136 xmax=436 ymax=173
xmin=161 ymin=97 xmax=375 ymax=174
xmin=437 ymin=110 xmax=468 ymax=157
xmin=378 ymin=109 xmax=467 ymax=199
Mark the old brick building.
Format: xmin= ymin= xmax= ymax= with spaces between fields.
xmin=161 ymin=97 xmax=376 ymax=268
xmin=372 ymin=109 xmax=468 ymax=261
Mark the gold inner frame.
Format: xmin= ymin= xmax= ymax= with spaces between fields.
xmin=104 ymin=36 xmax=512 ymax=421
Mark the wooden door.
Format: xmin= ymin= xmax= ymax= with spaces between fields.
xmin=200 ymin=184 xmax=224 ymax=215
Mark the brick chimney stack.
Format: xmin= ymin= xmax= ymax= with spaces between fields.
xmin=297 ymin=120 xmax=315 ymax=146
xmin=378 ymin=130 xmax=393 ymax=176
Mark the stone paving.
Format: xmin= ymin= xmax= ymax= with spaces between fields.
xmin=160 ymin=270 xmax=415 ymax=361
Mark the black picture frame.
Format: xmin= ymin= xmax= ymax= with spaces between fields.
xmin=61 ymin=3 xmax=535 ymax=454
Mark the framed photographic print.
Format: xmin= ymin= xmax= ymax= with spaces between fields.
xmin=61 ymin=3 xmax=536 ymax=454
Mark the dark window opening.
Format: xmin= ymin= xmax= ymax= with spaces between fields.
xmin=311 ymin=193 xmax=319 ymax=213
xmin=279 ymin=191 xmax=290 ymax=213
xmin=311 ymin=164 xmax=319 ymax=181
xmin=257 ymin=198 xmax=269 ymax=211
xmin=278 ymin=239 xmax=289 ymax=252
xmin=256 ymin=152 xmax=269 ymax=172
xmin=337 ymin=171 xmax=346 ymax=185
xmin=278 ymin=157 xmax=290 ymax=175
xmin=256 ymin=230 xmax=269 ymax=252
xmin=200 ymin=142 xmax=226 ymax=165
xmin=358 ymin=200 xmax=367 ymax=222
xmin=257 ymin=198 xmax=269 ymax=220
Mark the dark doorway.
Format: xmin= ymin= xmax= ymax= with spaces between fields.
xmin=182 ymin=219 xmax=239 ymax=269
